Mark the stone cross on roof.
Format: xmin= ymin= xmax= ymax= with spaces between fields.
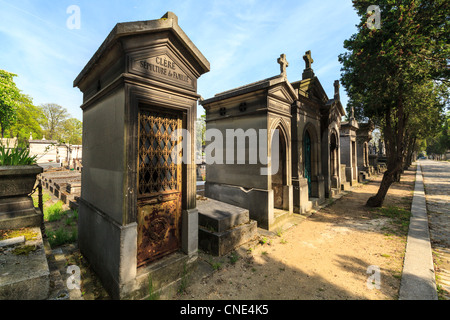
xmin=303 ymin=50 xmax=314 ymax=69
xmin=277 ymin=53 xmax=289 ymax=77
xmin=302 ymin=50 xmax=315 ymax=79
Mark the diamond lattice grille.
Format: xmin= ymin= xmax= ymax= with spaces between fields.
xmin=138 ymin=109 xmax=182 ymax=196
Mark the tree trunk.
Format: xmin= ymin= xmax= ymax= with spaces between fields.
xmin=366 ymin=167 xmax=398 ymax=207
xmin=404 ymin=136 xmax=416 ymax=169
xmin=367 ymin=90 xmax=407 ymax=207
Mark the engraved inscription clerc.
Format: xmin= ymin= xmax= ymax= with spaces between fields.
xmin=138 ymin=56 xmax=191 ymax=84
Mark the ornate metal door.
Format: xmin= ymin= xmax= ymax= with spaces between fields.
xmin=137 ymin=107 xmax=183 ymax=267
xmin=304 ymin=131 xmax=312 ymax=197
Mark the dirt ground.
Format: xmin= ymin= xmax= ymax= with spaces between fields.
xmin=174 ymin=166 xmax=416 ymax=300
xmin=41 ymin=166 xmax=415 ymax=300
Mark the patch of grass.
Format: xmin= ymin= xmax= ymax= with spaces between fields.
xmin=392 ymin=272 xmax=402 ymax=280
xmin=280 ymin=239 xmax=288 ymax=244
xmin=65 ymin=209 xmax=79 ymax=226
xmin=259 ymin=237 xmax=272 ymax=246
xmin=147 ymin=275 xmax=160 ymax=300
xmin=44 ymin=201 xmax=67 ymax=222
xmin=376 ymin=206 xmax=411 ymax=235
xmin=177 ymin=263 xmax=189 ymax=295
xmin=228 ymin=251 xmax=240 ymax=265
xmin=275 ymin=229 xmax=283 ymax=237
xmin=436 ymin=284 xmax=447 ymax=300
xmin=212 ymin=262 xmax=222 ymax=270
xmin=32 ymin=191 xmax=51 ymax=208
xmin=46 ymin=227 xmax=77 ymax=247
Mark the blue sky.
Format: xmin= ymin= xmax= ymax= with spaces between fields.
xmin=0 ymin=0 xmax=361 ymax=121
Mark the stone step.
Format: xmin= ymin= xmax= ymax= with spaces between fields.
xmin=0 ymin=207 xmax=43 ymax=230
xmin=330 ymin=188 xmax=340 ymax=197
xmin=0 ymin=207 xmax=37 ymax=220
xmin=0 ymin=227 xmax=50 ymax=300
xmin=197 ymin=197 xmax=257 ymax=256
xmin=198 ymin=220 xmax=257 ymax=256
xmin=341 ymin=181 xmax=351 ymax=191
xmin=43 ymin=239 xmax=70 ymax=300
xmin=197 ymin=198 xmax=249 ymax=232
xmin=270 ymin=209 xmax=293 ymax=232
xmin=0 ymin=196 xmax=34 ymax=214
xmin=310 ymin=197 xmax=320 ymax=208
xmin=358 ymin=171 xmax=369 ymax=182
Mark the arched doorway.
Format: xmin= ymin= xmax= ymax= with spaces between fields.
xmin=272 ymin=126 xmax=287 ymax=209
xmin=330 ymin=132 xmax=338 ymax=177
xmin=304 ymin=130 xmax=312 ymax=197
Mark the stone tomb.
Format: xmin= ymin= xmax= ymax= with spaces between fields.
xmin=200 ymin=56 xmax=295 ymax=231
xmin=201 ymin=51 xmax=347 ymax=227
xmin=340 ymin=109 xmax=359 ymax=186
xmin=73 ymin=12 xmax=210 ymax=299
xmin=290 ymin=51 xmax=346 ymax=210
xmin=356 ymin=121 xmax=375 ymax=181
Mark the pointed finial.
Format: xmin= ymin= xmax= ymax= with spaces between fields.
xmin=334 ymin=80 xmax=340 ymax=99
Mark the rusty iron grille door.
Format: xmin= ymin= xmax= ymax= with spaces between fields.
xmin=137 ymin=107 xmax=183 ymax=267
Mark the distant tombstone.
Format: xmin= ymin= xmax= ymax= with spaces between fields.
xmin=340 ymin=119 xmax=359 ymax=186
xmin=73 ymin=12 xmax=210 ymax=299
xmin=356 ymin=121 xmax=374 ymax=171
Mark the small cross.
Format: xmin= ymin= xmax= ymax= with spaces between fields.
xmin=334 ymin=80 xmax=340 ymax=98
xmin=303 ymin=50 xmax=314 ymax=69
xmin=277 ymin=53 xmax=289 ymax=76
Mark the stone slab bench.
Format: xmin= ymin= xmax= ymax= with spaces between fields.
xmin=197 ymin=197 xmax=257 ymax=256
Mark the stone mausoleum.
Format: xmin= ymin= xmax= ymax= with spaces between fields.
xmin=73 ymin=12 xmax=209 ymax=299
xmin=201 ymin=50 xmax=346 ymax=229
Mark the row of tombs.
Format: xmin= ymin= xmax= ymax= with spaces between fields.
xmin=69 ymin=12 xmax=387 ymax=299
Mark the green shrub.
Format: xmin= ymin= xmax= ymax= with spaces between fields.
xmin=46 ymin=227 xmax=77 ymax=247
xmin=32 ymin=192 xmax=51 ymax=207
xmin=44 ymin=201 xmax=66 ymax=222
xmin=65 ymin=210 xmax=78 ymax=226
xmin=0 ymin=145 xmax=37 ymax=165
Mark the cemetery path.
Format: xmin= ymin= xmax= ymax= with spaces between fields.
xmin=420 ymin=160 xmax=450 ymax=299
xmin=176 ymin=166 xmax=417 ymax=300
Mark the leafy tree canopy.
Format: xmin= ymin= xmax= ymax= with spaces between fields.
xmin=0 ymin=70 xmax=22 ymax=137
